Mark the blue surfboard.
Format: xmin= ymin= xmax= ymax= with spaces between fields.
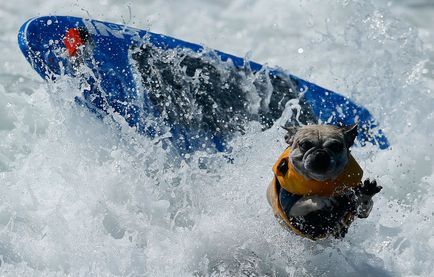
xmin=18 ymin=16 xmax=389 ymax=152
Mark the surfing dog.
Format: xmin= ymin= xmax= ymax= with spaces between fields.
xmin=267 ymin=124 xmax=382 ymax=240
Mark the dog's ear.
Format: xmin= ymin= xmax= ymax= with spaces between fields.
xmin=282 ymin=126 xmax=299 ymax=145
xmin=343 ymin=123 xmax=358 ymax=148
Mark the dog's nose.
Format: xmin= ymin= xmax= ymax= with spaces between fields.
xmin=311 ymin=151 xmax=330 ymax=172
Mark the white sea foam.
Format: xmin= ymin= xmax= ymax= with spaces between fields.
xmin=0 ymin=0 xmax=433 ymax=276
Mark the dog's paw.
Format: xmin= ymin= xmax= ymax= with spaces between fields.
xmin=359 ymin=178 xmax=382 ymax=196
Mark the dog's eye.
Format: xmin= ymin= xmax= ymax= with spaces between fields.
xmin=299 ymin=140 xmax=313 ymax=151
xmin=329 ymin=142 xmax=343 ymax=152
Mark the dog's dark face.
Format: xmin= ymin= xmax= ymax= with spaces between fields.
xmin=283 ymin=124 xmax=358 ymax=181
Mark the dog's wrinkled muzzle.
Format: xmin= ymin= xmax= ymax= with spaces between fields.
xmin=305 ymin=150 xmax=331 ymax=173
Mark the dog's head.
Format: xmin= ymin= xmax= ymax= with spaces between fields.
xmin=283 ymin=124 xmax=358 ymax=181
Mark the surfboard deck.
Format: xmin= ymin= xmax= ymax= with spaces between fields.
xmin=18 ymin=16 xmax=389 ymax=152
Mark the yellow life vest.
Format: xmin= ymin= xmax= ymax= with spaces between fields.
xmin=267 ymin=147 xmax=363 ymax=240
xmin=273 ymin=147 xmax=363 ymax=196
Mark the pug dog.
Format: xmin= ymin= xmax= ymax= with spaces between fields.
xmin=281 ymin=123 xmax=382 ymax=238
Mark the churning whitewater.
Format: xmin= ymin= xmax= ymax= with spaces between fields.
xmin=1 ymin=0 xmax=433 ymax=276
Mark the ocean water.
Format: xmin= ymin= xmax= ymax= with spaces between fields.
xmin=1 ymin=0 xmax=433 ymax=276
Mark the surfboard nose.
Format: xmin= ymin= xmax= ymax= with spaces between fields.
xmin=18 ymin=16 xmax=69 ymax=79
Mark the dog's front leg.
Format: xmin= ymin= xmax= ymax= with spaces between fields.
xmin=335 ymin=179 xmax=382 ymax=218
xmin=288 ymin=196 xmax=337 ymax=217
